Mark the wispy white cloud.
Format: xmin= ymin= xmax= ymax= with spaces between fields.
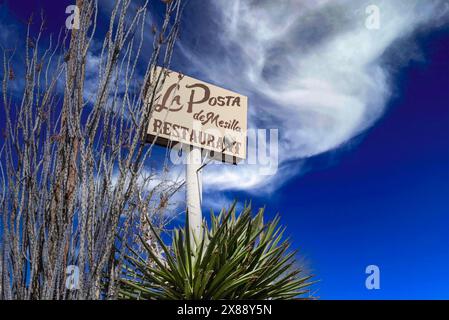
xmin=178 ymin=0 xmax=449 ymax=193
xmin=202 ymin=192 xmax=242 ymax=213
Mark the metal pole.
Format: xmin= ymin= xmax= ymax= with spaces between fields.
xmin=186 ymin=146 xmax=202 ymax=246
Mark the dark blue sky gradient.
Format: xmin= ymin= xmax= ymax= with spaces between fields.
xmin=1 ymin=0 xmax=448 ymax=299
xmin=246 ymin=29 xmax=449 ymax=299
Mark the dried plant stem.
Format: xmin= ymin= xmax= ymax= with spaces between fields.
xmin=0 ymin=0 xmax=184 ymax=300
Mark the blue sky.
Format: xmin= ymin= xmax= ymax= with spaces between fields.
xmin=1 ymin=0 xmax=449 ymax=299
xmin=262 ymin=28 xmax=449 ymax=299
xmin=275 ymin=31 xmax=449 ymax=298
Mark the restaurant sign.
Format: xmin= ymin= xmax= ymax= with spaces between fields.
xmin=146 ymin=68 xmax=248 ymax=163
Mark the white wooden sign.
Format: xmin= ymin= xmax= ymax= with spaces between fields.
xmin=147 ymin=68 xmax=248 ymax=163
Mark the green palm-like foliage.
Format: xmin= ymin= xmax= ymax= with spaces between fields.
xmin=119 ymin=204 xmax=314 ymax=299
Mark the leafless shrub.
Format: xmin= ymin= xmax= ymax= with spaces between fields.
xmin=0 ymin=0 xmax=184 ymax=299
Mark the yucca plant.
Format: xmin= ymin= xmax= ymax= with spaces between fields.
xmin=119 ymin=203 xmax=315 ymax=299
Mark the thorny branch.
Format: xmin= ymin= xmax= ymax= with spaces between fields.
xmin=0 ymin=0 xmax=184 ymax=299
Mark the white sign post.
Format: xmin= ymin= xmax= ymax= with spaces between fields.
xmin=186 ymin=146 xmax=203 ymax=243
xmin=147 ymin=68 xmax=248 ymax=245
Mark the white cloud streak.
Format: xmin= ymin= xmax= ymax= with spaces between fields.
xmin=178 ymin=0 xmax=449 ymax=193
